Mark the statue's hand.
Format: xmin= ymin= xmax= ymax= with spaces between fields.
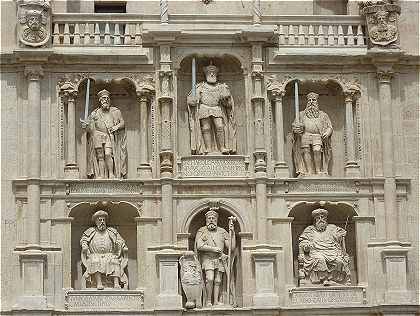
xmin=109 ymin=125 xmax=118 ymax=133
xmin=187 ymin=95 xmax=198 ymax=106
xmin=80 ymin=119 xmax=89 ymax=130
xmin=82 ymin=244 xmax=88 ymax=253
xmin=298 ymin=253 xmax=305 ymax=262
xmin=321 ymin=131 xmax=329 ymax=139
xmin=292 ymin=122 xmax=304 ymax=134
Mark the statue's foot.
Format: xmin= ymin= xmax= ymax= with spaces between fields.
xmin=206 ymin=301 xmax=212 ymax=307
xmin=97 ymin=285 xmax=104 ymax=290
xmin=323 ymin=280 xmax=331 ymax=286
xmin=221 ymin=148 xmax=229 ymax=154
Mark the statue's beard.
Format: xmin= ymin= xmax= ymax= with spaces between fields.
xmin=97 ymin=223 xmax=106 ymax=231
xmin=305 ymin=105 xmax=320 ymax=118
xmin=207 ymin=223 xmax=216 ymax=231
xmin=315 ymin=220 xmax=327 ymax=232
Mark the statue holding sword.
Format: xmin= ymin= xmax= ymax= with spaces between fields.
xmin=81 ymin=88 xmax=127 ymax=179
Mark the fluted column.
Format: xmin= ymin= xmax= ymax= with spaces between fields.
xmin=137 ymin=90 xmax=153 ymax=178
xmin=63 ymin=88 xmax=79 ymax=178
xmin=377 ymin=66 xmax=398 ymax=241
xmin=344 ymin=90 xmax=360 ymax=177
xmin=24 ymin=65 xmax=43 ymax=247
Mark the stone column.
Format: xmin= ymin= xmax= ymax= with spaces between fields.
xmin=137 ymin=90 xmax=152 ymax=178
xmin=63 ymin=89 xmax=80 ymax=178
xmin=377 ymin=67 xmax=398 ymax=241
xmin=270 ymin=89 xmax=289 ymax=177
xmin=24 ymin=65 xmax=43 ymax=247
xmin=251 ymin=44 xmax=267 ymax=243
xmin=344 ymin=91 xmax=360 ymax=177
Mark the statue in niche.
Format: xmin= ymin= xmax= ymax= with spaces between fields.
xmin=187 ymin=63 xmax=237 ymax=155
xmin=81 ymin=89 xmax=127 ymax=179
xmin=80 ymin=210 xmax=128 ymax=289
xmin=292 ymin=92 xmax=333 ymax=176
xmin=194 ymin=208 xmax=237 ymax=307
xmin=298 ymin=208 xmax=351 ymax=286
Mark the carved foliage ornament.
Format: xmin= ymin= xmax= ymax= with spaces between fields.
xmin=17 ymin=0 xmax=51 ymax=47
xmin=359 ymin=0 xmax=401 ymax=47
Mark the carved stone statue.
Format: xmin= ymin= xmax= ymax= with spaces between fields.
xmin=17 ymin=0 xmax=51 ymax=47
xmin=80 ymin=210 xmax=128 ymax=290
xmin=187 ymin=64 xmax=237 ymax=155
xmin=195 ymin=208 xmax=237 ymax=307
xmin=298 ymin=208 xmax=351 ymax=286
xmin=292 ymin=92 xmax=333 ymax=176
xmin=82 ymin=89 xmax=127 ymax=179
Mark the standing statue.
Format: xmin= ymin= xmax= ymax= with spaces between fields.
xmin=82 ymin=89 xmax=127 ymax=179
xmin=298 ymin=208 xmax=351 ymax=286
xmin=195 ymin=208 xmax=237 ymax=307
xmin=292 ymin=92 xmax=333 ymax=176
xmin=187 ymin=63 xmax=237 ymax=155
xmin=80 ymin=210 xmax=129 ymax=290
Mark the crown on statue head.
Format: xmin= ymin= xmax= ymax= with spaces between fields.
xmin=204 ymin=61 xmax=218 ymax=75
xmin=97 ymin=89 xmax=110 ymax=99
xmin=306 ymin=92 xmax=319 ymax=100
xmin=311 ymin=208 xmax=328 ymax=218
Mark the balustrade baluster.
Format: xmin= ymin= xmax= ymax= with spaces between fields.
xmin=74 ymin=23 xmax=80 ymax=45
xmin=327 ymin=25 xmax=334 ymax=46
xmin=63 ymin=23 xmax=70 ymax=44
xmin=53 ymin=23 xmax=60 ymax=45
xmin=104 ymin=23 xmax=111 ymax=45
xmin=94 ymin=23 xmax=100 ymax=45
xmin=298 ymin=25 xmax=305 ymax=45
xmin=84 ymin=23 xmax=90 ymax=45
xmin=114 ymin=24 xmax=121 ymax=45
xmin=347 ymin=25 xmax=355 ymax=46
xmin=308 ymin=25 xmax=315 ymax=46
xmin=135 ymin=24 xmax=142 ymax=45
xmin=288 ymin=25 xmax=295 ymax=45
xmin=337 ymin=25 xmax=344 ymax=46
xmin=318 ymin=25 xmax=325 ymax=46
xmin=124 ymin=24 xmax=131 ymax=45
xmin=278 ymin=25 xmax=285 ymax=46
xmin=357 ymin=25 xmax=365 ymax=46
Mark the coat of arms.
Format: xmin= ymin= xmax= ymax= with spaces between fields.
xmin=17 ymin=0 xmax=51 ymax=47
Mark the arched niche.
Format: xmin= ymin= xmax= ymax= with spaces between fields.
xmin=281 ymin=80 xmax=346 ymax=177
xmin=186 ymin=203 xmax=243 ymax=307
xmin=75 ymin=78 xmax=147 ymax=178
xmin=176 ymin=55 xmax=247 ymax=157
xmin=69 ymin=201 xmax=139 ymax=290
xmin=288 ymin=202 xmax=358 ymax=285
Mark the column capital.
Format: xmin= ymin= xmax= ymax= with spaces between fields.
xmin=343 ymin=89 xmax=359 ymax=102
xmin=24 ymin=65 xmax=44 ymax=80
xmin=61 ymin=88 xmax=78 ymax=100
xmin=136 ymin=88 xmax=154 ymax=102
xmin=376 ymin=64 xmax=394 ymax=83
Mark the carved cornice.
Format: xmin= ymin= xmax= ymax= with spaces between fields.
xmin=24 ymin=65 xmax=44 ymax=80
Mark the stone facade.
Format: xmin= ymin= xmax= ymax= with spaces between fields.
xmin=1 ymin=0 xmax=419 ymax=315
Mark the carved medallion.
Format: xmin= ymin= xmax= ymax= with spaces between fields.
xmin=359 ymin=0 xmax=401 ymax=47
xmin=17 ymin=0 xmax=51 ymax=47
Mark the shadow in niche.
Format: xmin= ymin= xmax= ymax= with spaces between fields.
xmin=281 ymin=80 xmax=346 ymax=177
xmin=187 ymin=207 xmax=242 ymax=307
xmin=177 ymin=55 xmax=247 ymax=157
xmin=289 ymin=202 xmax=358 ymax=286
xmin=70 ymin=202 xmax=138 ymax=290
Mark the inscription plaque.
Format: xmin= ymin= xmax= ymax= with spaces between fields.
xmin=65 ymin=290 xmax=144 ymax=311
xmin=180 ymin=155 xmax=247 ymax=178
xmin=289 ymin=287 xmax=366 ymax=306
xmin=67 ymin=182 xmax=143 ymax=195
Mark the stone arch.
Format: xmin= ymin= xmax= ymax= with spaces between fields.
xmin=181 ymin=199 xmax=248 ymax=234
xmin=69 ymin=200 xmax=139 ymax=290
xmin=175 ymin=52 xmax=247 ymax=73
xmin=288 ymin=201 xmax=358 ymax=285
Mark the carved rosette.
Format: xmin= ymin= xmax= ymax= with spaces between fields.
xmin=17 ymin=0 xmax=51 ymax=47
xmin=359 ymin=0 xmax=401 ymax=48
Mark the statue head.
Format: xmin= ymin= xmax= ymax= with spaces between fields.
xmin=312 ymin=208 xmax=328 ymax=232
xmin=98 ymin=89 xmax=111 ymax=111
xmin=204 ymin=63 xmax=218 ymax=84
xmin=375 ymin=10 xmax=388 ymax=29
xmin=92 ymin=210 xmax=108 ymax=231
xmin=205 ymin=208 xmax=219 ymax=231
xmin=305 ymin=92 xmax=320 ymax=118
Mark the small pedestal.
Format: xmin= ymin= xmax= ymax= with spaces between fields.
xmin=274 ymin=161 xmax=289 ymax=178
xmin=13 ymin=250 xmax=48 ymax=310
xmin=137 ymin=163 xmax=152 ymax=179
xmin=64 ymin=164 xmax=80 ymax=179
xmin=156 ymin=250 xmax=183 ymax=309
xmin=345 ymin=162 xmax=360 ymax=177
xmin=381 ymin=247 xmax=413 ymax=304
xmin=251 ymin=247 xmax=279 ymax=307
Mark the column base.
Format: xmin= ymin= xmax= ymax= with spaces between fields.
xmin=64 ymin=164 xmax=80 ymax=179
xmin=274 ymin=161 xmax=289 ymax=178
xmin=137 ymin=164 xmax=152 ymax=179
xmin=345 ymin=162 xmax=360 ymax=177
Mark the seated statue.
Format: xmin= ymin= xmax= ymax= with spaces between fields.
xmin=298 ymin=208 xmax=351 ymax=286
xmin=80 ymin=210 xmax=128 ymax=289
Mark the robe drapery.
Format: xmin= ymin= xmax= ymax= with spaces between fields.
xmin=187 ymin=82 xmax=237 ymax=155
